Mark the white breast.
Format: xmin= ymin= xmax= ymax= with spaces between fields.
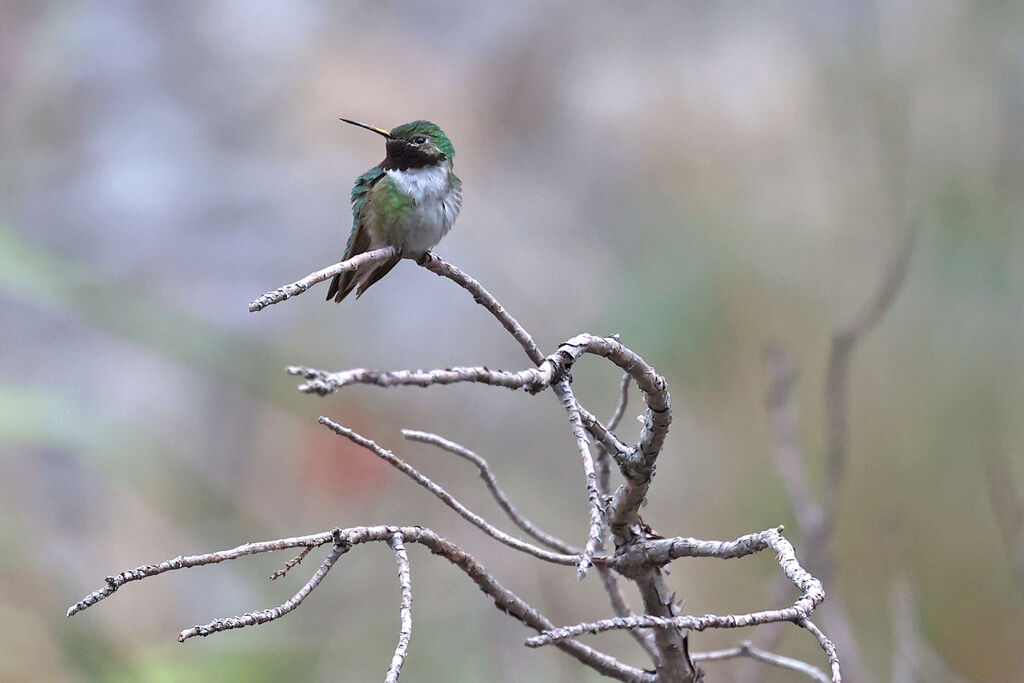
xmin=387 ymin=165 xmax=461 ymax=255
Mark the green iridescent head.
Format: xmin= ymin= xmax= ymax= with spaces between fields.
xmin=388 ymin=120 xmax=455 ymax=159
xmin=340 ymin=118 xmax=455 ymax=170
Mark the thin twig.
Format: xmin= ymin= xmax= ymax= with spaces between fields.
xmin=385 ymin=534 xmax=413 ymax=683
xmin=798 ymin=618 xmax=842 ymax=682
xmin=401 ymin=430 xmax=577 ymax=554
xmin=691 ymin=641 xmax=830 ymax=682
xmin=269 ymin=545 xmax=315 ymax=580
xmin=248 ymin=247 xmax=398 ymax=312
xmin=319 ymin=417 xmax=585 ymax=566
xmin=554 ymin=377 xmax=606 ymax=578
xmin=597 ymin=374 xmax=631 ymax=501
xmin=178 ymin=542 xmax=348 ymax=641
xmin=67 ymin=532 xmax=336 ymax=617
xmin=416 ymin=253 xmax=545 ymax=366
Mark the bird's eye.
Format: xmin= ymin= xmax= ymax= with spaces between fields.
xmin=413 ymin=136 xmax=427 ymax=144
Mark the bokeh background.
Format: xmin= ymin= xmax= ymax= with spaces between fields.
xmin=2 ymin=2 xmax=1023 ymax=681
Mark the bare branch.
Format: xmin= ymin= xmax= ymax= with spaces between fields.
xmin=110 ymin=251 xmax=843 ymax=683
xmin=526 ymin=529 xmax=823 ymax=646
xmin=385 ymin=533 xmax=413 ymax=683
xmin=416 ymin=253 xmax=545 ymax=366
xmin=248 ymin=247 xmax=399 ymax=312
xmin=288 ymin=364 xmax=545 ymax=396
xmin=69 ymin=525 xmax=654 ymax=683
xmin=178 ymin=542 xmax=348 ymax=641
xmin=825 ymin=222 xmax=918 ymax=508
xmin=67 ymin=532 xmax=336 ymax=618
xmin=616 ymin=527 xmax=785 ymax=566
xmin=319 ymin=417 xmax=584 ymax=566
xmin=401 ymin=430 xmax=578 ymax=554
xmin=691 ymin=641 xmax=830 ymax=682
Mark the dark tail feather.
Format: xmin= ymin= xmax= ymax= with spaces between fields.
xmin=355 ymin=254 xmax=401 ymax=298
xmin=327 ymin=254 xmax=401 ymax=303
xmin=326 ymin=273 xmax=341 ymax=301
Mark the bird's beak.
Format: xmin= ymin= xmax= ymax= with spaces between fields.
xmin=339 ymin=118 xmax=393 ymax=139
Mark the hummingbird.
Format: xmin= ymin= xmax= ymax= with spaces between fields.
xmin=326 ymin=118 xmax=462 ymax=302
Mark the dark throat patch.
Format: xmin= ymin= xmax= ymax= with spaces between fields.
xmin=383 ymin=140 xmax=443 ymax=171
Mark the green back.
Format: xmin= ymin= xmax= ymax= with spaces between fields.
xmin=345 ymin=165 xmax=386 ymax=255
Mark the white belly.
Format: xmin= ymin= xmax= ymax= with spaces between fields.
xmin=387 ymin=166 xmax=461 ymax=255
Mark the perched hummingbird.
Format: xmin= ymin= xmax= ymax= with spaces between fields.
xmin=326 ymin=119 xmax=462 ymax=302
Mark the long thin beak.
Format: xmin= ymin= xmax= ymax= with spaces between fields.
xmin=339 ymin=118 xmax=393 ymax=139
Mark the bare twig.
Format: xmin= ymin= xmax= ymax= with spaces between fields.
xmin=248 ymin=247 xmax=399 ymax=312
xmin=798 ymin=618 xmax=842 ymax=682
xmin=401 ymin=430 xmax=577 ymax=554
xmin=179 ymin=541 xmax=348 ymax=641
xmin=269 ymin=545 xmax=315 ymax=580
xmin=554 ymin=377 xmax=606 ymax=578
xmin=385 ymin=533 xmax=413 ymax=683
xmin=319 ymin=417 xmax=584 ymax=566
xmin=416 ymin=253 xmax=545 ymax=366
xmin=691 ymin=640 xmax=830 ymax=682
xmin=67 ymin=532 xmax=336 ymax=618
xmin=597 ymin=374 xmax=631 ymax=503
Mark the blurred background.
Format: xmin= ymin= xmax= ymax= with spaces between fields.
xmin=2 ymin=1 xmax=1022 ymax=681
